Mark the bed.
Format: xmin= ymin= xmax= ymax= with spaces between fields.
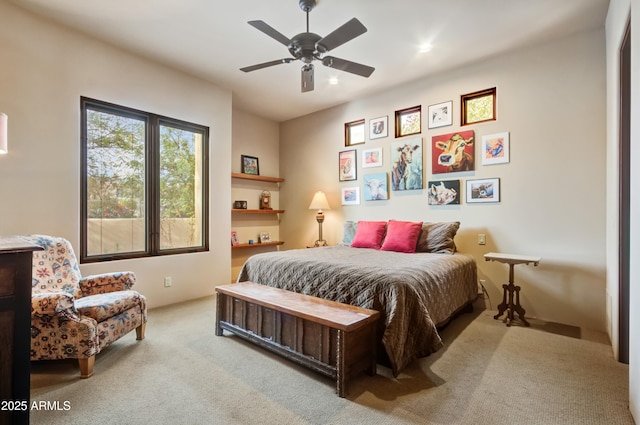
xmin=236 ymin=220 xmax=478 ymax=376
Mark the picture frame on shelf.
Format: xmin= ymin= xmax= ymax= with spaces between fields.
xmin=241 ymin=155 xmax=259 ymax=175
xmin=362 ymin=147 xmax=382 ymax=168
xmin=466 ymin=178 xmax=500 ymax=203
xmin=231 ymin=231 xmax=240 ymax=247
xmin=427 ymin=101 xmax=453 ymax=129
xmin=341 ymin=187 xmax=360 ymax=205
xmin=461 ymin=87 xmax=496 ymax=126
xmin=345 ymin=119 xmax=365 ymax=146
xmin=369 ymin=115 xmax=388 ymax=139
xmin=260 ymin=232 xmax=271 ymax=243
xmin=395 ymin=105 xmax=421 ymax=138
xmin=339 ymin=149 xmax=357 ymax=181
xmin=482 ymin=132 xmax=510 ymax=165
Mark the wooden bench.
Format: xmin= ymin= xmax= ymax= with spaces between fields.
xmin=215 ymin=282 xmax=380 ymax=397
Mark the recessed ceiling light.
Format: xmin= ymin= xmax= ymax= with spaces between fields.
xmin=328 ymin=77 xmax=339 ymax=85
xmin=419 ymin=43 xmax=433 ymax=53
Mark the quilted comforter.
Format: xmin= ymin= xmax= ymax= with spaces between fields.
xmin=237 ymin=245 xmax=478 ymax=375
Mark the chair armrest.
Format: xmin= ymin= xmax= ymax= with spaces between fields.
xmin=32 ymin=292 xmax=75 ymax=316
xmin=79 ymin=271 xmax=136 ymax=296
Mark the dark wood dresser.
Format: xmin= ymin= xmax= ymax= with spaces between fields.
xmin=0 ymin=237 xmax=42 ymax=425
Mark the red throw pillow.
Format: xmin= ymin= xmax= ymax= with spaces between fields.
xmin=380 ymin=220 xmax=423 ymax=253
xmin=350 ymin=221 xmax=387 ymax=249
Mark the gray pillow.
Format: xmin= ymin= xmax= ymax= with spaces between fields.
xmin=416 ymin=221 xmax=460 ymax=254
xmin=341 ymin=221 xmax=358 ymax=245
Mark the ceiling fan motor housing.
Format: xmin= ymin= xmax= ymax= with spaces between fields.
xmin=288 ymin=33 xmax=323 ymax=63
xmin=299 ymin=0 xmax=316 ymax=12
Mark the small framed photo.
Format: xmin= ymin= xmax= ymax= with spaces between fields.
xmin=428 ymin=101 xmax=453 ymax=129
xmin=369 ymin=116 xmax=388 ymax=139
xmin=482 ymin=132 xmax=510 ymax=165
xmin=341 ymin=187 xmax=360 ymax=205
xmin=345 ymin=119 xmax=365 ymax=146
xmin=241 ymin=155 xmax=259 ymax=175
xmin=339 ymin=149 xmax=357 ymax=181
xmin=362 ymin=147 xmax=382 ymax=168
xmin=395 ymin=105 xmax=421 ymax=138
xmin=461 ymin=87 xmax=496 ymax=126
xmin=363 ymin=173 xmax=388 ymax=201
xmin=427 ymin=180 xmax=460 ymax=205
xmin=260 ymin=232 xmax=271 ymax=243
xmin=466 ymin=178 xmax=500 ymax=203
xmin=231 ymin=231 xmax=239 ymax=246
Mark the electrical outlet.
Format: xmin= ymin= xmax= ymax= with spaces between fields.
xmin=478 ymin=234 xmax=486 ymax=245
xmin=164 ymin=276 xmax=172 ymax=287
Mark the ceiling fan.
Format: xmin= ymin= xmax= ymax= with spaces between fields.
xmin=240 ymin=0 xmax=375 ymax=93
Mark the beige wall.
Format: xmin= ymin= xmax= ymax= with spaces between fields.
xmin=0 ymin=2 xmax=232 ymax=308
xmin=280 ymin=28 xmax=607 ymax=332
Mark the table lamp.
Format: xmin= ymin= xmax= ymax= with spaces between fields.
xmin=308 ymin=191 xmax=330 ymax=247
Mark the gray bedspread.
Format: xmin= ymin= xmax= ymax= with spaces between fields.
xmin=237 ymin=245 xmax=478 ymax=376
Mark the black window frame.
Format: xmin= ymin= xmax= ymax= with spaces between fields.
xmin=80 ymin=97 xmax=209 ymax=263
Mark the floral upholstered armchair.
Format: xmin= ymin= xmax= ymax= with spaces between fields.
xmin=24 ymin=235 xmax=147 ymax=378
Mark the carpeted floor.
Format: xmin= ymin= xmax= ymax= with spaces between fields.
xmin=29 ymin=296 xmax=634 ymax=425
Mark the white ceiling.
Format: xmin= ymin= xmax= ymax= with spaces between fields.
xmin=10 ymin=0 xmax=609 ymax=122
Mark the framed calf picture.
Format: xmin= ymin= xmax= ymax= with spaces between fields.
xmin=432 ymin=130 xmax=475 ymax=174
xmin=390 ymin=138 xmax=423 ymax=191
xmin=466 ymin=178 xmax=500 ymax=203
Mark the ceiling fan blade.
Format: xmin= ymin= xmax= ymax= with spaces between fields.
xmin=248 ymin=20 xmax=291 ymax=46
xmin=240 ymin=58 xmax=293 ymax=73
xmin=316 ymin=18 xmax=367 ymax=53
xmin=322 ymin=56 xmax=375 ymax=77
xmin=301 ymin=64 xmax=314 ymax=92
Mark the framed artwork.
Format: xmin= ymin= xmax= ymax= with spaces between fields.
xmin=341 ymin=187 xmax=360 ymax=205
xmin=391 ymin=137 xmax=423 ymax=191
xmin=231 ymin=231 xmax=239 ymax=246
xmin=427 ymin=180 xmax=460 ymax=205
xmin=345 ymin=119 xmax=365 ymax=146
xmin=362 ymin=147 xmax=382 ymax=168
xmin=482 ymin=132 xmax=510 ymax=165
xmin=428 ymin=101 xmax=453 ymax=129
xmin=241 ymin=155 xmax=259 ymax=175
xmin=339 ymin=149 xmax=357 ymax=181
xmin=260 ymin=232 xmax=271 ymax=243
xmin=432 ymin=130 xmax=475 ymax=174
xmin=369 ymin=115 xmax=388 ymax=139
xmin=461 ymin=87 xmax=496 ymax=126
xmin=395 ymin=105 xmax=421 ymax=137
xmin=466 ymin=178 xmax=500 ymax=203
xmin=363 ymin=173 xmax=388 ymax=201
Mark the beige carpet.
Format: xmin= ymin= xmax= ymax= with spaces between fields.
xmin=29 ymin=296 xmax=634 ymax=425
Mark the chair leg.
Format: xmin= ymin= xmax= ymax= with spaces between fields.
xmin=79 ymin=356 xmax=95 ymax=378
xmin=136 ymin=323 xmax=146 ymax=340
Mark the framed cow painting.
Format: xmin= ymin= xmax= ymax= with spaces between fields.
xmin=432 ymin=130 xmax=475 ymax=174
xmin=466 ymin=178 xmax=500 ymax=203
xmin=390 ymin=137 xmax=423 ymax=191
xmin=427 ymin=180 xmax=460 ymax=205
xmin=363 ymin=173 xmax=388 ymax=201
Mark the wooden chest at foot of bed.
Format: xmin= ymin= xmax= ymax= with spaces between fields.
xmin=215 ymin=282 xmax=380 ymax=397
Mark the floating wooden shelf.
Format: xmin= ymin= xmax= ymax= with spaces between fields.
xmin=232 ymin=241 xmax=284 ymax=250
xmin=231 ymin=173 xmax=284 ymax=183
xmin=232 ymin=209 xmax=284 ymax=214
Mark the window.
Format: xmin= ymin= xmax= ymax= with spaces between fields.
xmin=80 ymin=97 xmax=209 ymax=262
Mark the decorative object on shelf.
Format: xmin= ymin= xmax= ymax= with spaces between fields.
xmin=432 ymin=130 xmax=475 ymax=174
xmin=260 ymin=232 xmax=271 ymax=243
xmin=482 ymin=132 xmax=510 ymax=165
xmin=466 ymin=178 xmax=500 ymax=203
xmin=461 ymin=87 xmax=496 ymax=126
xmin=391 ymin=138 xmax=422 ymax=191
xmin=259 ymin=190 xmax=272 ymax=209
xmin=395 ymin=105 xmax=421 ymax=138
xmin=362 ymin=147 xmax=382 ymax=168
xmin=0 ymin=112 xmax=7 ymax=154
xmin=233 ymin=200 xmax=247 ymax=209
xmin=231 ymin=231 xmax=240 ymax=246
xmin=241 ymin=155 xmax=259 ymax=175
xmin=341 ymin=187 xmax=360 ymax=205
xmin=427 ymin=180 xmax=460 ymax=205
xmin=363 ymin=173 xmax=388 ymax=201
xmin=428 ymin=101 xmax=453 ymax=129
xmin=369 ymin=115 xmax=388 ymax=139
xmin=339 ymin=149 xmax=357 ymax=181
xmin=345 ymin=119 xmax=365 ymax=146
xmin=308 ymin=191 xmax=331 ymax=247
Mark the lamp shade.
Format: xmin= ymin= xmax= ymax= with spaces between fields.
xmin=0 ymin=113 xmax=7 ymax=155
xmin=308 ymin=191 xmax=331 ymax=211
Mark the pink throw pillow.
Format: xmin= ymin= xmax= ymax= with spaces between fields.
xmin=350 ymin=221 xmax=387 ymax=249
xmin=380 ymin=220 xmax=423 ymax=253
